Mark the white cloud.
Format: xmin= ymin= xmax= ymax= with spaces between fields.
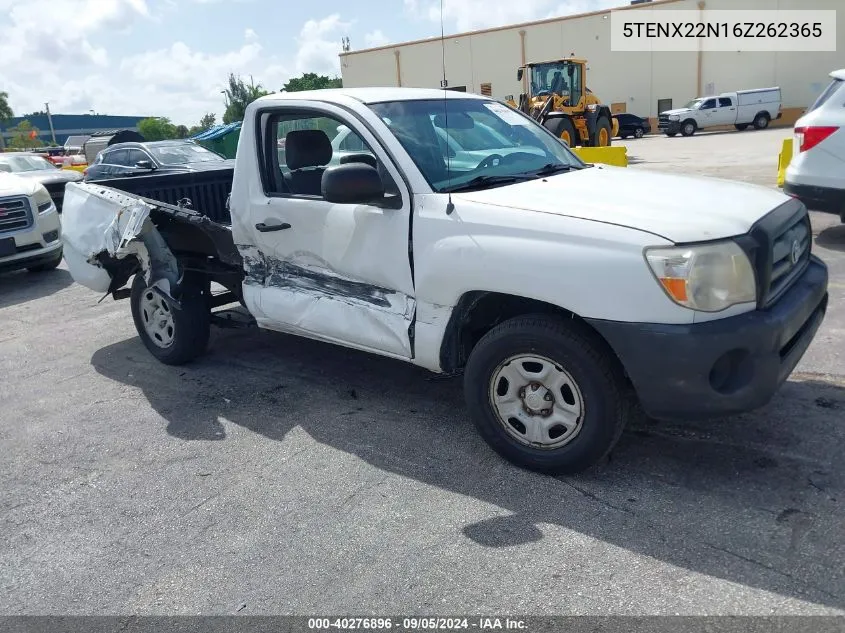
xmin=0 ymin=3 xmax=354 ymax=125
xmin=364 ymin=29 xmax=391 ymax=49
xmin=407 ymin=0 xmax=620 ymax=31
xmin=295 ymin=14 xmax=351 ymax=76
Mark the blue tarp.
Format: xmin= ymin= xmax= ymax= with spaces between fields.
xmin=190 ymin=121 xmax=242 ymax=141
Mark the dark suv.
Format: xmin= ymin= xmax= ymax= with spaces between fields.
xmin=84 ymin=140 xmax=234 ymax=182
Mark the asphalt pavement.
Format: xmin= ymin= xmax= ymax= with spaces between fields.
xmin=1 ymin=128 xmax=843 ymax=615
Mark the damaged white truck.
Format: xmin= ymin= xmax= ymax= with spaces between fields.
xmin=62 ymin=87 xmax=829 ymax=474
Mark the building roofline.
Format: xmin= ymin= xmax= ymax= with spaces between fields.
xmin=339 ymin=0 xmax=685 ymax=57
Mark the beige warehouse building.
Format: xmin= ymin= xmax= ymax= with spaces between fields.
xmin=340 ymin=0 xmax=844 ymax=129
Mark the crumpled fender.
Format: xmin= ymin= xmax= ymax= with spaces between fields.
xmin=62 ymin=182 xmax=180 ymax=300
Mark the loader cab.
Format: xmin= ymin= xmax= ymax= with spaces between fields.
xmin=517 ymin=59 xmax=585 ymax=111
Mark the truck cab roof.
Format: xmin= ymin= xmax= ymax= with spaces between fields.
xmin=254 ymin=87 xmax=490 ymax=106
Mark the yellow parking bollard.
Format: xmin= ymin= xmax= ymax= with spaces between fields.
xmin=571 ymin=146 xmax=628 ymax=167
xmin=777 ymin=137 xmax=793 ymax=188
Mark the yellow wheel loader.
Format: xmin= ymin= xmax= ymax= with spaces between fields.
xmin=505 ymin=58 xmax=619 ymax=147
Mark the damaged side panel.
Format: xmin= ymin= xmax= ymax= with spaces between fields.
xmin=239 ymin=244 xmax=416 ymax=359
xmin=62 ymin=182 xmax=232 ymax=304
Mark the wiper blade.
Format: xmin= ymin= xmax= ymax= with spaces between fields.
xmin=441 ymin=174 xmax=534 ymax=193
xmin=527 ymin=163 xmax=574 ymax=177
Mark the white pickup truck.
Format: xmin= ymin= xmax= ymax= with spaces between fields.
xmin=61 ymin=87 xmax=828 ymax=475
xmin=659 ymin=87 xmax=782 ymax=137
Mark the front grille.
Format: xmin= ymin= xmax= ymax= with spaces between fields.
xmin=658 ymin=114 xmax=670 ymax=128
xmin=739 ymin=199 xmax=812 ymax=309
xmin=0 ymin=196 xmax=34 ymax=234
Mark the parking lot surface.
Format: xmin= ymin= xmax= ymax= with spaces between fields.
xmin=2 ymin=128 xmax=844 ymax=615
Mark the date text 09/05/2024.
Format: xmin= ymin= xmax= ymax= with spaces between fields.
xmin=622 ymin=21 xmax=823 ymax=39
xmin=308 ymin=617 xmax=527 ymax=630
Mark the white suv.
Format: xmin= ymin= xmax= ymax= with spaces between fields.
xmin=0 ymin=172 xmax=63 ymax=274
xmin=784 ymin=69 xmax=845 ymax=221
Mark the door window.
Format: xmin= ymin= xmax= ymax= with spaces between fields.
xmin=265 ymin=110 xmax=397 ymax=200
xmin=700 ymin=99 xmax=717 ymax=110
xmin=127 ymin=149 xmax=150 ymax=166
xmin=105 ymin=149 xmax=130 ymax=165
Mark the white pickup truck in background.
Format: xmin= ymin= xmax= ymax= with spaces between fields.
xmin=61 ymin=87 xmax=827 ymax=475
xmin=659 ymin=87 xmax=782 ymax=137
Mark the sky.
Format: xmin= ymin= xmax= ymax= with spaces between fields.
xmin=0 ymin=0 xmax=621 ymax=126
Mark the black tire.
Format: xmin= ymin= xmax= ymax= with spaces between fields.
xmin=592 ymin=115 xmax=612 ymax=147
xmin=463 ymin=314 xmax=630 ymax=475
xmin=130 ymin=273 xmax=211 ymax=365
xmin=545 ymin=117 xmax=577 ymax=147
xmin=27 ymin=247 xmax=63 ymax=273
xmin=734 ymin=123 xmax=749 ymax=131
xmin=680 ymin=120 xmax=696 ymax=137
xmin=634 ymin=127 xmax=645 ymax=138
xmin=753 ymin=113 xmax=770 ymax=130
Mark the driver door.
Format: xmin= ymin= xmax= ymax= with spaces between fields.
xmin=243 ymin=103 xmax=416 ymax=359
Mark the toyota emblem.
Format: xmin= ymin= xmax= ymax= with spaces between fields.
xmin=790 ymin=239 xmax=801 ymax=265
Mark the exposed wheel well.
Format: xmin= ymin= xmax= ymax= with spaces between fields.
xmin=682 ymin=118 xmax=697 ymax=128
xmin=438 ymin=291 xmax=627 ymax=380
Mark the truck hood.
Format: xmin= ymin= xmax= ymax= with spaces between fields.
xmin=455 ymin=165 xmax=791 ymax=243
xmin=0 ymin=172 xmax=41 ymax=196
xmin=661 ymin=108 xmax=693 ymax=116
xmin=13 ymin=169 xmax=84 ymax=185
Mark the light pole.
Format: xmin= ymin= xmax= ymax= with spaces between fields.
xmin=44 ymin=102 xmax=57 ymax=145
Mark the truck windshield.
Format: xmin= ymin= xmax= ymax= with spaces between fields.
xmin=683 ymin=99 xmax=704 ymax=109
xmin=368 ymin=98 xmax=584 ymax=193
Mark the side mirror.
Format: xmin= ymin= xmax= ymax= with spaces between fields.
xmin=322 ymin=163 xmax=384 ymax=204
xmin=516 ymin=68 xmax=523 ymax=82
xmin=135 ymin=160 xmax=154 ymax=170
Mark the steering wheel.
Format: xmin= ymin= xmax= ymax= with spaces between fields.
xmin=475 ymin=154 xmax=504 ymax=170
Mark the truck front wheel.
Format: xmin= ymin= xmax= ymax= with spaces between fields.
xmin=681 ymin=120 xmax=697 ymax=136
xmin=130 ymin=274 xmax=211 ymax=365
xmin=463 ymin=315 xmax=630 ymax=475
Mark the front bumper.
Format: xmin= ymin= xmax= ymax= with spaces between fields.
xmin=587 ymin=256 xmax=828 ymax=421
xmin=0 ymin=241 xmax=63 ymax=273
xmin=659 ymin=121 xmax=680 ymax=135
xmin=783 ymin=181 xmax=845 ymax=216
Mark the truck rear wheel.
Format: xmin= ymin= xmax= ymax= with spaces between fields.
xmin=753 ymin=113 xmax=770 ymax=130
xmin=463 ymin=315 xmax=630 ymax=475
xmin=130 ymin=274 xmax=211 ymax=365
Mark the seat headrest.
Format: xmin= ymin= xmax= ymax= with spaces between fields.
xmin=285 ymin=130 xmax=332 ymax=170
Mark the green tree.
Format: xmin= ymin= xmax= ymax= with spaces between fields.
xmin=281 ymin=73 xmax=342 ymax=93
xmin=188 ymin=112 xmax=217 ymax=137
xmin=222 ymin=73 xmax=270 ymax=124
xmin=8 ymin=120 xmax=45 ymax=149
xmin=138 ymin=117 xmax=178 ymax=141
xmin=175 ymin=124 xmax=189 ymax=139
xmin=0 ymin=91 xmax=13 ymax=150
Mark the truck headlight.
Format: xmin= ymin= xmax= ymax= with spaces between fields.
xmin=645 ymin=241 xmax=756 ymax=312
xmin=32 ymin=185 xmax=55 ymax=214
xmin=668 ymin=114 xmax=680 ymax=121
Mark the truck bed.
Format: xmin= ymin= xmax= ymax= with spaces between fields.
xmin=86 ymin=167 xmax=234 ymax=225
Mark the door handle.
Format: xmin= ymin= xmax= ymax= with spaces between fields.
xmin=255 ymin=222 xmax=291 ymax=232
